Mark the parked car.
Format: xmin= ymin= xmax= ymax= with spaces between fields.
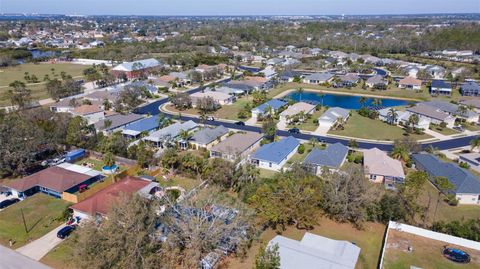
xmin=288 ymin=128 xmax=300 ymax=134
xmin=207 ymin=116 xmax=215 ymax=121
xmin=57 ymin=225 xmax=76 ymax=239
xmin=234 ymin=121 xmax=245 ymax=126
xmin=453 ymin=126 xmax=464 ymax=132
xmin=78 ymin=184 xmax=89 ymax=193
xmin=0 ymin=198 xmax=20 ymax=209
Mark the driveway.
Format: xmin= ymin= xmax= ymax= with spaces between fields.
xmin=16 ymin=224 xmax=66 ymax=261
xmin=312 ymin=125 xmax=331 ymax=136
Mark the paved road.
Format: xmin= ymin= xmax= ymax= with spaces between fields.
xmin=134 ymin=76 xmax=478 ymax=151
xmin=16 ymin=224 xmax=66 ymax=261
xmin=0 ymin=245 xmax=53 ymax=269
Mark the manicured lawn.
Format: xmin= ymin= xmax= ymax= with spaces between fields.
xmin=286 ymin=143 xmax=323 ymax=164
xmin=329 ymin=112 xmax=433 ymax=141
xmin=227 ymin=217 xmax=386 ymax=269
xmin=287 ymin=107 xmax=326 ymax=132
xmin=463 ymin=123 xmax=480 ymax=132
xmin=429 ymin=124 xmax=460 ymax=136
xmin=41 ymin=236 xmax=76 ymax=269
xmin=156 ymin=174 xmax=200 ymax=191
xmin=0 ymin=63 xmax=89 ymax=105
xmin=0 ymin=194 xmax=71 ymax=248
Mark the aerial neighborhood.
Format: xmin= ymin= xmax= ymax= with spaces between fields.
xmin=1 ymin=7 xmax=480 ymax=269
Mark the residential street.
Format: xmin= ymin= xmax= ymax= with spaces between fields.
xmin=16 ymin=224 xmax=66 ymax=261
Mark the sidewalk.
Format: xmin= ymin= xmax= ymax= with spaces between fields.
xmin=16 ymin=224 xmax=66 ymax=261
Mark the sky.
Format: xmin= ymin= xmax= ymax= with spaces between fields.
xmin=1 ymin=0 xmax=479 ymax=16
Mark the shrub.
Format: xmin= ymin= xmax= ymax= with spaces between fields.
xmin=297 ymin=144 xmax=305 ymax=154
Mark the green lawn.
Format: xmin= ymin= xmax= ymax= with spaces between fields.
xmin=156 ymin=174 xmax=200 ymax=191
xmin=259 ymin=168 xmax=278 ymax=178
xmin=329 ymin=112 xmax=433 ymax=141
xmin=286 ymin=143 xmax=324 ymax=165
xmin=41 ymin=236 xmax=76 ymax=269
xmin=0 ymin=62 xmax=90 ymax=105
xmin=74 ymin=158 xmax=127 ymax=174
xmin=0 ymin=194 xmax=71 ymax=248
xmin=287 ymin=107 xmax=326 ymax=132
xmin=429 ymin=124 xmax=460 ymax=136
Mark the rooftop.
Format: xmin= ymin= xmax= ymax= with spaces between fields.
xmin=431 ymin=79 xmax=452 ymax=89
xmin=251 ymin=136 xmax=300 ymax=164
xmin=190 ymin=125 xmax=229 ymax=146
xmin=364 ymin=148 xmax=405 ymax=178
xmin=94 ymin=113 xmax=144 ymax=131
xmin=280 ymin=102 xmax=316 ymax=117
xmin=211 ymin=132 xmax=263 ymax=156
xmin=303 ymin=143 xmax=349 ymax=169
xmin=252 ymin=99 xmax=288 ymax=113
xmin=112 ymin=58 xmax=160 ymax=72
xmin=144 ymin=120 xmax=198 ymax=143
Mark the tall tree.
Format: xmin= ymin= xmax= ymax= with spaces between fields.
xmin=6 ymin=80 xmax=32 ymax=109
xmin=254 ymin=243 xmax=281 ymax=269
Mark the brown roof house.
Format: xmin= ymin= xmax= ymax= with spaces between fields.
xmin=210 ymin=132 xmax=263 ymax=161
xmin=71 ymin=104 xmax=106 ymax=124
xmin=363 ymin=148 xmax=405 ymax=190
xmin=398 ymin=76 xmax=422 ymax=90
xmin=70 ymin=176 xmax=154 ymax=220
xmin=3 ymin=164 xmax=103 ymax=200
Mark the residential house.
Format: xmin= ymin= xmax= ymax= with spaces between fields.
xmin=266 ymin=58 xmax=285 ymax=66
xmin=430 ymin=80 xmax=452 ymax=95
xmin=112 ymin=58 xmax=161 ymax=79
xmin=422 ymin=100 xmax=479 ymax=123
xmin=459 ymin=98 xmax=480 ymax=112
xmin=260 ymin=67 xmax=278 ymax=80
xmin=412 ymin=153 xmax=480 ymax=205
xmin=461 ymin=81 xmax=480 ymax=96
xmin=398 ymin=76 xmax=422 ymax=90
xmin=268 ymin=232 xmax=360 ymax=269
xmin=143 ymin=120 xmax=198 ymax=148
xmin=425 ymin=65 xmax=446 ymax=79
xmin=250 ymin=136 xmax=300 ymax=171
xmin=71 ymin=104 xmax=105 ymax=124
xmin=71 ymin=176 xmax=155 ymax=220
xmin=50 ymin=98 xmax=75 ymax=113
xmin=210 ymin=132 xmax=263 ymax=161
xmin=378 ymin=108 xmax=431 ymax=130
xmin=302 ymin=72 xmax=334 ymax=84
xmin=190 ymin=91 xmax=235 ymax=107
xmin=404 ymin=65 xmax=420 ymax=78
xmin=336 ymin=73 xmax=360 ymax=87
xmin=2 ymin=164 xmax=102 ymax=200
xmin=366 ymin=75 xmax=387 ymax=88
xmin=303 ymin=143 xmax=349 ymax=174
xmin=217 ymin=83 xmax=254 ymax=96
xmin=318 ymin=107 xmax=350 ymax=129
xmin=279 ymin=102 xmax=316 ymax=123
xmin=189 ymin=125 xmax=229 ymax=150
xmin=279 ymin=70 xmax=301 ymax=83
xmin=121 ymin=115 xmax=163 ymax=139
xmin=251 ymin=99 xmax=288 ymax=119
xmin=459 ymin=152 xmax=480 ymax=174
xmin=406 ymin=104 xmax=456 ymax=127
xmin=363 ymin=148 xmax=405 ymax=189
xmin=94 ymin=113 xmax=144 ymax=134
xmin=169 ymin=72 xmax=191 ymax=86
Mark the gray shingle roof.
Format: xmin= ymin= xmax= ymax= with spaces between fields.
xmin=189 ymin=125 xmax=229 ymax=146
xmin=412 ymin=153 xmax=480 ymax=195
xmin=422 ymin=100 xmax=478 ymax=119
xmin=303 ymin=143 xmax=348 ymax=169
xmin=304 ymin=72 xmax=334 ymax=82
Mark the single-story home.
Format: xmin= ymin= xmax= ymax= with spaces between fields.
xmin=279 ymin=70 xmax=301 ymax=83
xmin=366 ymin=75 xmax=387 ymax=88
xmin=461 ymin=81 xmax=480 ymax=96
xmin=398 ymin=76 xmax=422 ymax=90
xmin=302 ymin=72 xmax=334 ymax=84
xmin=412 ymin=153 xmax=480 ymax=205
xmin=3 ymin=164 xmax=102 ymax=200
xmin=251 ymin=99 xmax=288 ymax=119
xmin=250 ymin=136 xmax=300 ymax=171
xmin=216 ymin=83 xmax=254 ymax=96
xmin=378 ymin=108 xmax=431 ymax=130
xmin=143 ymin=120 xmax=198 ymax=148
xmin=112 ymin=58 xmax=161 ymax=79
xmin=71 ymin=176 xmax=155 ymax=220
xmin=268 ymin=232 xmax=360 ymax=269
xmin=121 ymin=115 xmax=163 ymax=139
xmin=279 ymin=102 xmax=316 ymax=123
xmin=459 ymin=98 xmax=480 ymax=112
xmin=336 ymin=73 xmax=361 ymax=87
xmin=430 ymin=80 xmax=452 ymax=96
xmin=210 ymin=132 xmax=263 ymax=161
xmin=318 ymin=107 xmax=350 ymax=129
xmin=363 ymin=148 xmax=405 ymax=189
xmin=71 ymin=104 xmax=105 ymax=124
xmin=94 ymin=113 xmax=145 ymax=134
xmin=459 ymin=152 xmax=480 ymax=174
xmin=406 ymin=104 xmax=456 ymax=127
xmin=260 ymin=67 xmax=278 ymax=80
xmin=303 ymin=143 xmax=349 ymax=174
xmin=189 ymin=125 xmax=229 ymax=150
xmin=190 ymin=91 xmax=235 ymax=107
xmin=422 ymin=100 xmax=479 ymax=123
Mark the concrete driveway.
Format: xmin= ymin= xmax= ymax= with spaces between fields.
xmin=16 ymin=224 xmax=67 ymax=261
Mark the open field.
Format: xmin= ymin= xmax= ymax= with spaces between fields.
xmin=227 ymin=216 xmax=386 ymax=269
xmin=0 ymin=62 xmax=89 ymax=105
xmin=0 ymin=194 xmax=71 ymax=248
xmin=329 ymin=112 xmax=433 ymax=141
xmin=383 ymin=229 xmax=480 ymax=269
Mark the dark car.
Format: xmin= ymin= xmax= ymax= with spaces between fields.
xmin=288 ymin=128 xmax=300 ymax=134
xmin=57 ymin=225 xmax=75 ymax=239
xmin=234 ymin=121 xmax=245 ymax=126
xmin=0 ymin=198 xmax=20 ymax=209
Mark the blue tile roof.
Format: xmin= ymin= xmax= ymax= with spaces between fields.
xmin=251 ymin=136 xmax=300 ymax=164
xmin=252 ymin=99 xmax=288 ymax=113
xmin=303 ymin=143 xmax=349 ymax=169
xmin=431 ymin=80 xmax=452 ymax=89
xmin=412 ymin=153 xmax=480 ymax=195
xmin=123 ymin=115 xmax=160 ymax=133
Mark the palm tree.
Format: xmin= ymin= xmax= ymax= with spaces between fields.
xmin=470 ymin=137 xmax=480 ymax=151
xmin=179 ymin=129 xmax=191 ymax=141
xmin=102 ymin=152 xmax=115 ymax=168
xmin=408 ymin=114 xmax=420 ymax=130
xmin=359 ymin=96 xmax=368 ymax=108
xmin=457 ymin=105 xmax=468 ymax=117
xmin=387 ymin=108 xmax=398 ymax=125
xmin=391 ymin=145 xmax=410 ymax=162
xmin=372 ymin=98 xmax=382 ymax=109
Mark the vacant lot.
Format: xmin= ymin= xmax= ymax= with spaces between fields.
xmin=329 ymin=112 xmax=433 ymax=141
xmin=227 ymin=217 xmax=386 ymax=269
xmin=0 ymin=194 xmax=71 ymax=248
xmin=0 ymin=63 xmax=89 ymax=105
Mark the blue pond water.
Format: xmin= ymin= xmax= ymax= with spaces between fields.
xmin=286 ymin=92 xmax=412 ymax=110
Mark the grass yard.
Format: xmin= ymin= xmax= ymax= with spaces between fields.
xmin=0 ymin=194 xmax=71 ymax=248
xmin=429 ymin=124 xmax=460 ymax=136
xmin=227 ymin=216 xmax=386 ymax=269
xmin=287 ymin=107 xmax=326 ymax=132
xmin=329 ymin=112 xmax=433 ymax=141
xmin=0 ymin=62 xmax=89 ymax=105
xmin=41 ymin=236 xmax=77 ymax=269
xmin=156 ymin=174 xmax=200 ymax=191
xmin=259 ymin=168 xmax=278 ymax=178
xmin=74 ymin=158 xmax=128 ymax=175
xmin=286 ymin=143 xmax=323 ymax=165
